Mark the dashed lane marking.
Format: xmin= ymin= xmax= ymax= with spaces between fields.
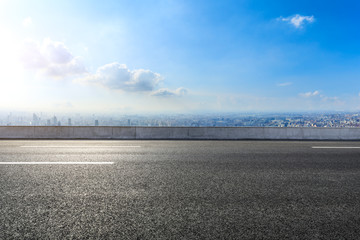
xmin=0 ymin=162 xmax=114 ymax=165
xmin=20 ymin=146 xmax=141 ymax=148
xmin=312 ymin=146 xmax=360 ymax=149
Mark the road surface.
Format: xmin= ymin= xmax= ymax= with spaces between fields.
xmin=1 ymin=140 xmax=360 ymax=239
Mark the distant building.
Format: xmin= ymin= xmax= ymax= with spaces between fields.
xmin=47 ymin=119 xmax=51 ymax=126
xmin=58 ymin=121 xmax=61 ymax=126
xmin=95 ymin=120 xmax=99 ymax=126
xmin=68 ymin=118 xmax=72 ymax=126
xmin=128 ymin=119 xmax=131 ymax=126
xmin=32 ymin=113 xmax=39 ymax=126
xmin=52 ymin=116 xmax=57 ymax=126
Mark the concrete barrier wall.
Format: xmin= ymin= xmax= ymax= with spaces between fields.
xmin=0 ymin=126 xmax=360 ymax=140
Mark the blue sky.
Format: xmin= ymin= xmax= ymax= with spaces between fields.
xmin=0 ymin=0 xmax=359 ymax=113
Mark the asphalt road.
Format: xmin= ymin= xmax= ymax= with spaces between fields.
xmin=1 ymin=140 xmax=360 ymax=239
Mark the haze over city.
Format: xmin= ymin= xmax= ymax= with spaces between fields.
xmin=1 ymin=0 xmax=359 ymax=114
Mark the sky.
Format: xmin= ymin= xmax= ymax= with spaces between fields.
xmin=0 ymin=0 xmax=360 ymax=114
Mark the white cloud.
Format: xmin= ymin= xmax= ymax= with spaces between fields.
xmin=299 ymin=90 xmax=319 ymax=97
xmin=318 ymin=94 xmax=341 ymax=103
xmin=299 ymin=91 xmax=343 ymax=107
xmin=43 ymin=38 xmax=73 ymax=64
xmin=45 ymin=57 xmax=87 ymax=78
xmin=20 ymin=38 xmax=87 ymax=78
xmin=22 ymin=17 xmax=32 ymax=27
xmin=151 ymin=87 xmax=188 ymax=97
xmin=278 ymin=14 xmax=315 ymax=28
xmin=78 ymin=62 xmax=162 ymax=92
xmin=21 ymin=40 xmax=47 ymax=69
xmin=277 ymin=82 xmax=292 ymax=87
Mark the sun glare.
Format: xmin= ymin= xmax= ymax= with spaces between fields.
xmin=0 ymin=30 xmax=26 ymax=106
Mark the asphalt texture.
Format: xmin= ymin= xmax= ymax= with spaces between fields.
xmin=1 ymin=140 xmax=360 ymax=239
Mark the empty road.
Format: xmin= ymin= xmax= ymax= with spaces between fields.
xmin=1 ymin=140 xmax=360 ymax=239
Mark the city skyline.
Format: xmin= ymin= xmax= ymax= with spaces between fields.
xmin=2 ymin=111 xmax=360 ymax=128
xmin=0 ymin=0 xmax=359 ymax=113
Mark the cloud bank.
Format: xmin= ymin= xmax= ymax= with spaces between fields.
xmin=21 ymin=39 xmax=187 ymax=97
xmin=21 ymin=38 xmax=87 ymax=78
xmin=278 ymin=14 xmax=315 ymax=28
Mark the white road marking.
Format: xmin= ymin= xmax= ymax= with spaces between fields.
xmin=312 ymin=146 xmax=360 ymax=149
xmin=0 ymin=162 xmax=114 ymax=165
xmin=20 ymin=146 xmax=141 ymax=148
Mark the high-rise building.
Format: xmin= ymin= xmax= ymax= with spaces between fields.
xmin=95 ymin=120 xmax=99 ymax=126
xmin=32 ymin=113 xmax=39 ymax=126
xmin=52 ymin=116 xmax=57 ymax=126
xmin=7 ymin=112 xmax=11 ymax=125
xmin=68 ymin=118 xmax=72 ymax=126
